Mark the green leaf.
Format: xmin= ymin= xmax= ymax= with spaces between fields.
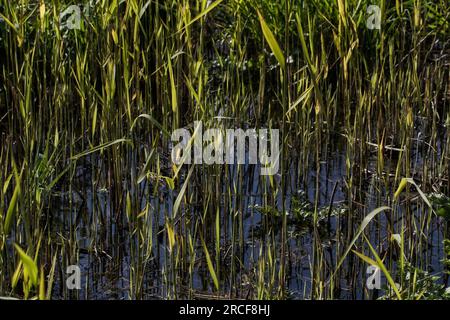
xmin=437 ymin=206 xmax=450 ymax=220
xmin=394 ymin=178 xmax=408 ymax=200
xmin=167 ymin=56 xmax=178 ymax=126
xmin=352 ymin=250 xmax=378 ymax=267
xmin=172 ymin=165 xmax=195 ymax=219
xmin=364 ymin=235 xmax=402 ymax=299
xmin=166 ymin=221 xmax=175 ymax=252
xmin=257 ymin=10 xmax=285 ymax=70
xmin=394 ymin=178 xmax=432 ymax=209
xmin=137 ymin=149 xmax=156 ymax=184
xmin=0 ymin=13 xmax=19 ymax=33
xmin=4 ymin=176 xmax=21 ymax=235
xmin=14 ymin=244 xmax=38 ymax=287
xmin=70 ymin=139 xmax=131 ymax=160
xmin=200 ymin=233 xmax=219 ymax=291
xmin=139 ymin=0 xmax=152 ymax=18
xmin=11 ymin=261 xmax=23 ymax=289
xmin=181 ymin=0 xmax=224 ymax=31
xmin=334 ymin=206 xmax=390 ymax=274
xmin=131 ymin=114 xmax=171 ymax=138
xmin=165 ymin=177 xmax=175 ymax=190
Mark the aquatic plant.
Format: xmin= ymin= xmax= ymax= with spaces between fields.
xmin=0 ymin=0 xmax=448 ymax=300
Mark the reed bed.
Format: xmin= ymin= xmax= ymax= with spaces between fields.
xmin=0 ymin=0 xmax=449 ymax=299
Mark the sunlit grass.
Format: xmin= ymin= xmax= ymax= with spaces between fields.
xmin=0 ymin=0 xmax=448 ymax=300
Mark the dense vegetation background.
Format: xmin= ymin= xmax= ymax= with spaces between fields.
xmin=0 ymin=0 xmax=449 ymax=299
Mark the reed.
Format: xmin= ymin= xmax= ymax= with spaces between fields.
xmin=0 ymin=0 xmax=448 ymax=300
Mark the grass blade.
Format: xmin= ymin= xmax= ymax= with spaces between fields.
xmin=14 ymin=244 xmax=38 ymax=287
xmin=334 ymin=206 xmax=391 ymax=274
xmin=200 ymin=233 xmax=219 ymax=291
xmin=257 ymin=10 xmax=285 ymax=70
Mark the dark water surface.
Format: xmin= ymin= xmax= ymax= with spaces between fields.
xmin=41 ymin=122 xmax=448 ymax=300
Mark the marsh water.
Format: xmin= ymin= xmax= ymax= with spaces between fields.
xmin=38 ymin=120 xmax=448 ymax=300
xmin=1 ymin=0 xmax=449 ymax=303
